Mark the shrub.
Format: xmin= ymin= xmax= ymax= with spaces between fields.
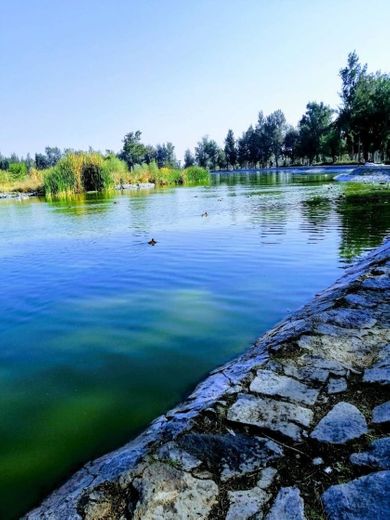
xmin=102 ymin=155 xmax=129 ymax=185
xmin=182 ymin=166 xmax=210 ymax=184
xmin=8 ymin=162 xmax=27 ymax=179
xmin=44 ymin=152 xmax=115 ymax=196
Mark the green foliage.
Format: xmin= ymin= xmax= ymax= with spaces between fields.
xmin=8 ymin=162 xmax=27 ymax=179
xmin=119 ymin=130 xmax=148 ymax=170
xmin=182 ymin=166 xmax=210 ymax=184
xmin=44 ymin=152 xmax=116 ymax=196
xmin=298 ymin=102 xmax=334 ymax=164
xmin=224 ymin=129 xmax=237 ymax=168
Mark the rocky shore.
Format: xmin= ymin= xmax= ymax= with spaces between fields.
xmin=26 ymin=239 xmax=390 ymax=519
xmin=0 ymin=191 xmax=38 ymax=200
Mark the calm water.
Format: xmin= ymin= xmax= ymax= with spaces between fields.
xmin=1 ymin=171 xmax=389 ymax=518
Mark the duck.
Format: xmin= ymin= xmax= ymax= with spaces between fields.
xmin=148 ymin=238 xmax=157 ymax=246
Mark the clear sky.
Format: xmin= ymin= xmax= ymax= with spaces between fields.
xmin=1 ymin=0 xmax=389 ymax=161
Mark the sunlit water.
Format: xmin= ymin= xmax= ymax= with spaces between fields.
xmin=0 ymin=171 xmax=389 ymax=518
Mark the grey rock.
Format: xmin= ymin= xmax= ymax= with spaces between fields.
xmin=344 ymin=292 xmax=378 ymax=308
xmin=311 ymin=402 xmax=367 ymax=444
xmin=322 ymin=470 xmax=390 ymax=520
xmin=156 ymin=442 xmax=202 ymax=471
xmin=265 ymin=486 xmax=306 ymax=520
xmin=282 ymin=355 xmax=346 ymax=384
xmin=250 ymin=370 xmax=319 ymax=405
xmin=226 ymin=486 xmax=270 ymax=520
xmin=362 ymin=275 xmax=390 ymax=291
xmin=283 ymin=362 xmax=329 ymax=383
xmin=372 ymin=401 xmax=390 ymax=424
xmin=350 ymin=437 xmax=390 ymax=470
xmin=257 ymin=467 xmax=278 ymax=489
xmin=176 ymin=433 xmax=283 ymax=482
xmin=327 ymin=377 xmax=347 ymax=394
xmin=315 ymin=308 xmax=377 ymax=329
xmin=363 ymin=344 xmax=390 ymax=385
xmin=228 ymin=394 xmax=313 ymax=441
xmin=132 ymin=462 xmax=218 ymax=520
xmin=364 ymin=367 xmax=390 ymax=384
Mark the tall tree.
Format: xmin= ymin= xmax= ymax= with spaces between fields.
xmin=195 ymin=136 xmax=219 ymax=169
xmin=184 ymin=149 xmax=195 ymax=168
xmin=263 ymin=110 xmax=287 ymax=167
xmin=298 ymin=102 xmax=333 ymax=164
xmin=224 ymin=129 xmax=237 ymax=169
xmin=119 ymin=131 xmax=147 ymax=170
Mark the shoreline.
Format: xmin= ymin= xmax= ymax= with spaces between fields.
xmin=25 ymin=238 xmax=390 ymax=519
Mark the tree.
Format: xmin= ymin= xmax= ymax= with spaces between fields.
xmin=283 ymin=126 xmax=300 ymax=164
xmin=298 ymin=102 xmax=334 ymax=164
xmin=184 ymin=149 xmax=195 ymax=168
xmin=263 ymin=110 xmax=287 ymax=167
xmin=143 ymin=145 xmax=156 ymax=165
xmin=45 ymin=147 xmax=62 ymax=167
xmin=35 ymin=153 xmax=50 ymax=169
xmin=348 ymin=72 xmax=390 ymax=161
xmin=224 ymin=129 xmax=237 ymax=169
xmin=338 ymin=51 xmax=367 ymax=160
xmin=119 ymin=131 xmax=147 ymax=170
xmin=155 ymin=142 xmax=177 ymax=168
xmin=195 ymin=136 xmax=219 ymax=169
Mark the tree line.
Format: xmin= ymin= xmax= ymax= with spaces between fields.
xmin=1 ymin=52 xmax=389 ymax=175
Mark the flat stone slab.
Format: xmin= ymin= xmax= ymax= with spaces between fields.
xmin=250 ymin=370 xmax=319 ymax=406
xmin=176 ymin=432 xmax=283 ymax=482
xmin=322 ymin=470 xmax=390 ymax=520
xmin=265 ymin=486 xmax=306 ymax=520
xmin=363 ymin=344 xmax=390 ymax=385
xmin=228 ymin=394 xmax=313 ymax=441
xmin=350 ymin=437 xmax=390 ymax=470
xmin=372 ymin=401 xmax=390 ymax=424
xmin=327 ymin=377 xmax=347 ymax=394
xmin=226 ymin=486 xmax=270 ymax=520
xmin=132 ymin=462 xmax=218 ymax=520
xmin=310 ymin=402 xmax=367 ymax=444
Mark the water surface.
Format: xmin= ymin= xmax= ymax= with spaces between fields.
xmin=0 ymin=171 xmax=389 ymax=518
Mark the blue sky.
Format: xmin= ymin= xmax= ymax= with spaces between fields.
xmin=1 ymin=0 xmax=389 ymax=160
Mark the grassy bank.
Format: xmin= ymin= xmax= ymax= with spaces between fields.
xmin=1 ymin=155 xmax=210 ymax=197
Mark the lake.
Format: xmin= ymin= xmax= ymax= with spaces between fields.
xmin=1 ymin=171 xmax=389 ymax=518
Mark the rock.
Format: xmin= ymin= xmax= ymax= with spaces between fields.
xmin=314 ymin=308 xmax=377 ymax=329
xmin=176 ymin=433 xmax=283 ymax=482
xmin=322 ymin=470 xmax=390 ymax=520
xmin=228 ymin=394 xmax=313 ymax=441
xmin=257 ymin=467 xmax=278 ymax=489
xmin=132 ymin=462 xmax=218 ymax=520
xmin=312 ymin=457 xmax=324 ymax=466
xmin=265 ymin=486 xmax=306 ymax=520
xmin=249 ymin=370 xmax=319 ymax=405
xmin=350 ymin=437 xmax=390 ymax=470
xmin=282 ymin=355 xmax=346 ymax=384
xmin=327 ymin=378 xmax=347 ymax=394
xmin=156 ymin=442 xmax=202 ymax=471
xmin=362 ymin=276 xmax=390 ymax=291
xmin=310 ymin=402 xmax=367 ymax=444
xmin=372 ymin=402 xmax=390 ymax=424
xmin=226 ymin=486 xmax=271 ymax=520
xmin=363 ymin=344 xmax=390 ymax=385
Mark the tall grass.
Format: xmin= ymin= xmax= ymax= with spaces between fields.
xmin=0 ymin=167 xmax=44 ymax=193
xmin=127 ymin=162 xmax=209 ymax=186
xmin=44 ymin=152 xmax=116 ymax=196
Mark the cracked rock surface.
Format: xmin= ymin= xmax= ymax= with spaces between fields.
xmin=25 ymin=239 xmax=390 ymax=519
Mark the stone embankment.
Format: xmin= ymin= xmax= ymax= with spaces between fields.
xmin=335 ymin=164 xmax=390 ymax=184
xmin=26 ymin=239 xmax=390 ymax=519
